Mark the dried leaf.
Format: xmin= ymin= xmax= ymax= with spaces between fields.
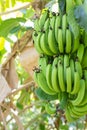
xmin=0 ymin=73 xmax=11 ymax=103
xmin=19 ymin=45 xmax=39 ymax=78
xmin=6 ymin=58 xmax=18 ymax=89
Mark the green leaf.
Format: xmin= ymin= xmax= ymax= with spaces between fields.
xmin=24 ymin=7 xmax=35 ymax=19
xmin=35 ymin=87 xmax=58 ymax=101
xmin=67 ymin=7 xmax=80 ymax=38
xmin=0 ymin=37 xmax=5 ymax=51
xmin=39 ymin=123 xmax=45 ymax=130
xmin=10 ymin=25 xmax=21 ymax=34
xmin=0 ymin=18 xmax=26 ymax=37
xmin=74 ymin=2 xmax=87 ymax=31
xmin=16 ymin=102 xmax=23 ymax=110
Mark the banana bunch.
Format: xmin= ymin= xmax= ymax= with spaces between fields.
xmin=33 ymin=9 xmax=82 ymax=56
xmin=32 ymin=0 xmax=87 ymax=123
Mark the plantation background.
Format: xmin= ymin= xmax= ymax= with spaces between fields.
xmin=0 ymin=0 xmax=87 ymax=129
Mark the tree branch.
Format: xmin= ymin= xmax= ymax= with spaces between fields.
xmin=0 ymin=3 xmax=30 ymax=16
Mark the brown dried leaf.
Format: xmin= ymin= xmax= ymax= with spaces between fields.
xmin=19 ymin=45 xmax=39 ymax=79
xmin=0 ymin=73 xmax=11 ymax=103
xmin=6 ymin=57 xmax=18 ymax=89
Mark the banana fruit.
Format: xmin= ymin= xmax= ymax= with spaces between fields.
xmin=33 ymin=5 xmax=87 ymax=123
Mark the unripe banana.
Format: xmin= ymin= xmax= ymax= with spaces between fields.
xmin=52 ymin=63 xmax=60 ymax=92
xmin=83 ymin=31 xmax=87 ymax=47
xmin=40 ymin=32 xmax=54 ymax=56
xmin=33 ymin=71 xmax=39 ymax=84
xmin=72 ymin=37 xmax=80 ymax=53
xmin=68 ymin=103 xmax=81 ymax=119
xmin=74 ymin=105 xmax=87 ymax=114
xmin=50 ymin=13 xmax=56 ymax=29
xmin=48 ymin=28 xmax=58 ymax=54
xmin=66 ymin=67 xmax=72 ymax=93
xmin=39 ymin=9 xmax=49 ymax=29
xmin=77 ymin=44 xmax=84 ymax=63
xmin=65 ymin=104 xmax=75 ymax=122
xmin=57 ymin=28 xmax=64 ymax=53
xmin=75 ymin=60 xmax=82 ymax=78
xmin=64 ymin=54 xmax=69 ymax=83
xmin=44 ymin=18 xmax=50 ymax=31
xmin=38 ymin=55 xmax=48 ymax=76
xmin=34 ymin=19 xmax=40 ymax=32
xmin=58 ymin=59 xmax=65 ymax=92
xmin=37 ymin=71 xmax=56 ymax=95
xmin=45 ymin=102 xmax=56 ymax=115
xmin=55 ymin=14 xmax=61 ymax=42
xmin=70 ymin=59 xmax=75 ymax=83
xmin=66 ymin=29 xmax=72 ymax=53
xmin=82 ymin=47 xmax=87 ymax=68
xmin=46 ymin=64 xmax=56 ymax=92
xmin=84 ymin=70 xmax=87 ymax=88
xmin=33 ymin=32 xmax=43 ymax=54
xmin=71 ymin=79 xmax=85 ymax=106
xmin=70 ymin=71 xmax=80 ymax=94
xmin=62 ymin=14 xmax=67 ymax=44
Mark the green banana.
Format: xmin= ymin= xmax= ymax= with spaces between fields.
xmin=44 ymin=18 xmax=50 ymax=31
xmin=58 ymin=59 xmax=65 ymax=92
xmin=40 ymin=32 xmax=54 ymax=56
xmin=75 ymin=60 xmax=82 ymax=78
xmin=78 ymin=88 xmax=87 ymax=106
xmin=82 ymin=47 xmax=87 ymax=68
xmin=33 ymin=32 xmax=43 ymax=54
xmin=57 ymin=28 xmax=64 ymax=53
xmin=37 ymin=71 xmax=56 ymax=95
xmin=69 ymin=103 xmax=81 ymax=119
xmin=84 ymin=70 xmax=87 ymax=88
xmin=72 ymin=105 xmax=86 ymax=117
xmin=70 ymin=71 xmax=80 ymax=94
xmin=66 ymin=29 xmax=72 ymax=53
xmin=46 ymin=63 xmax=56 ymax=92
xmin=74 ymin=105 xmax=87 ymax=114
xmin=55 ymin=14 xmax=61 ymax=42
xmin=34 ymin=19 xmax=40 ymax=32
xmin=52 ymin=57 xmax=58 ymax=67
xmin=83 ymin=31 xmax=87 ymax=47
xmin=65 ymin=104 xmax=76 ymax=122
xmin=62 ymin=14 xmax=67 ymax=44
xmin=33 ymin=71 xmax=39 ymax=84
xmin=66 ymin=67 xmax=72 ymax=93
xmin=71 ymin=79 xmax=85 ymax=106
xmin=50 ymin=14 xmax=56 ymax=29
xmin=64 ymin=54 xmax=69 ymax=83
xmin=38 ymin=55 xmax=48 ymax=76
xmin=72 ymin=37 xmax=80 ymax=53
xmin=48 ymin=28 xmax=58 ymax=54
xmin=52 ymin=62 xmax=60 ymax=92
xmin=77 ymin=44 xmax=84 ymax=63
xmin=70 ymin=59 xmax=75 ymax=83
xmin=45 ymin=102 xmax=56 ymax=115
xmin=39 ymin=9 xmax=49 ymax=29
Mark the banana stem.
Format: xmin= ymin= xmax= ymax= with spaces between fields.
xmin=59 ymin=92 xmax=68 ymax=110
xmin=66 ymin=0 xmax=74 ymax=13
